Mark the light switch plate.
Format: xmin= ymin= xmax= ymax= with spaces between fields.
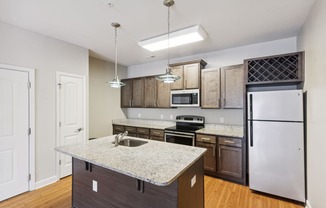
xmin=170 ymin=115 xmax=173 ymax=120
xmin=160 ymin=114 xmax=164 ymax=119
xmin=220 ymin=117 xmax=225 ymax=123
xmin=191 ymin=175 xmax=196 ymax=187
xmin=138 ymin=113 xmax=141 ymax=118
xmin=93 ymin=180 xmax=98 ymax=192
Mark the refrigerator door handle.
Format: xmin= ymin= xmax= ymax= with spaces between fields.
xmin=249 ymin=94 xmax=253 ymax=147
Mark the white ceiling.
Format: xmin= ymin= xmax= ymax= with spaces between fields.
xmin=0 ymin=0 xmax=315 ymax=66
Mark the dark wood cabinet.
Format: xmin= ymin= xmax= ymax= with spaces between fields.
xmin=218 ymin=137 xmax=243 ymax=181
xmin=196 ymin=134 xmax=217 ymax=172
xmin=120 ymin=78 xmax=144 ymax=108
xmin=156 ymin=79 xmax=171 ymax=108
xmin=113 ymin=125 xmax=125 ymax=134
xmin=170 ymin=60 xmax=207 ymax=90
xmin=201 ymin=68 xmax=221 ymax=108
xmin=72 ymin=157 xmax=204 ymax=208
xmin=196 ymin=133 xmax=245 ymax=184
xmin=144 ymin=76 xmax=157 ymax=108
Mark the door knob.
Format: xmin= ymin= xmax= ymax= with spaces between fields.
xmin=75 ymin=128 xmax=83 ymax=133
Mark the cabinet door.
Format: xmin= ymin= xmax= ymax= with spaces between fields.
xmin=156 ymin=80 xmax=171 ymax=108
xmin=201 ymin=68 xmax=221 ymax=108
xmin=132 ymin=78 xmax=144 ymax=107
xmin=184 ymin=63 xmax=200 ymax=89
xmin=221 ymin=64 xmax=244 ymax=108
xmin=196 ymin=142 xmax=216 ymax=172
xmin=121 ymin=79 xmax=132 ymax=107
xmin=170 ymin=66 xmax=184 ymax=90
xmin=218 ymin=145 xmax=242 ymax=178
xmin=144 ymin=76 xmax=157 ymax=107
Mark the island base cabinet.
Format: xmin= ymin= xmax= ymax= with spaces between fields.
xmin=72 ymin=157 xmax=204 ymax=208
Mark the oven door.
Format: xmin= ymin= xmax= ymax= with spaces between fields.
xmin=164 ymin=131 xmax=195 ymax=146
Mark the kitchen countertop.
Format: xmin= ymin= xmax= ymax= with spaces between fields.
xmin=196 ymin=124 xmax=243 ymax=138
xmin=55 ymin=135 xmax=206 ymax=186
xmin=112 ymin=119 xmax=175 ymax=130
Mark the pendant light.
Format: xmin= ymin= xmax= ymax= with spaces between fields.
xmin=108 ymin=22 xmax=125 ymax=88
xmin=155 ymin=0 xmax=181 ymax=83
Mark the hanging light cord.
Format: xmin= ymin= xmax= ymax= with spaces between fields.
xmin=167 ymin=4 xmax=171 ymax=73
xmin=114 ymin=26 xmax=118 ymax=78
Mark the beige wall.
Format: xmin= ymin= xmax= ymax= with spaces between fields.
xmin=89 ymin=57 xmax=127 ymax=138
xmin=0 ymin=21 xmax=89 ymax=184
xmin=297 ymin=0 xmax=326 ymax=207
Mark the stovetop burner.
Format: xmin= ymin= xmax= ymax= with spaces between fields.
xmin=165 ymin=115 xmax=205 ymax=133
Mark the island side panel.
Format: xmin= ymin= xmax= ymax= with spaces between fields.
xmin=72 ymin=158 xmax=178 ymax=208
xmin=178 ymin=156 xmax=205 ymax=208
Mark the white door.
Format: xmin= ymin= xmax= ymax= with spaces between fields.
xmin=58 ymin=73 xmax=85 ymax=178
xmin=0 ymin=69 xmax=29 ymax=201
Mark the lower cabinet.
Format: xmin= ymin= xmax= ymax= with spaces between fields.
xmin=113 ymin=125 xmax=164 ymax=142
xmin=196 ymin=133 xmax=245 ymax=184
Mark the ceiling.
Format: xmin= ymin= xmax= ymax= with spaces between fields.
xmin=0 ymin=0 xmax=315 ymax=66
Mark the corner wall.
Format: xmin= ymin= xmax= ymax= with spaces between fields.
xmin=89 ymin=57 xmax=127 ymax=138
xmin=127 ymin=37 xmax=297 ymax=125
xmin=0 ymin=21 xmax=89 ymax=184
xmin=297 ymin=0 xmax=326 ymax=207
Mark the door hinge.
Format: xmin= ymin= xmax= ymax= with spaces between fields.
xmin=27 ymin=81 xmax=31 ymax=89
xmin=58 ymin=83 xmax=62 ymax=89
xmin=59 ymin=122 xmax=61 ymax=127
xmin=28 ymin=128 xmax=31 ymax=135
xmin=59 ymin=159 xmax=62 ymax=165
xmin=28 ymin=174 xmax=31 ymax=181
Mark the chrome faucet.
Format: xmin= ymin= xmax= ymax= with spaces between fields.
xmin=114 ymin=131 xmax=128 ymax=146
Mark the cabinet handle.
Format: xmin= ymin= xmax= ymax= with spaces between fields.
xmin=224 ymin=140 xmax=236 ymax=144
xmin=218 ymin=98 xmax=221 ymax=108
xmin=213 ymin=146 xmax=216 ymax=156
xmin=129 ymin=100 xmax=132 ymax=107
xmin=201 ymin=137 xmax=211 ymax=142
xmin=224 ymin=98 xmax=226 ymax=107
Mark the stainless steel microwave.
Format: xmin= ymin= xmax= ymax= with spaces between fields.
xmin=170 ymin=89 xmax=200 ymax=107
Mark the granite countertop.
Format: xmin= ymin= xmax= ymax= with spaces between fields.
xmin=112 ymin=119 xmax=175 ymax=130
xmin=55 ymin=135 xmax=206 ymax=186
xmin=196 ymin=124 xmax=244 ymax=138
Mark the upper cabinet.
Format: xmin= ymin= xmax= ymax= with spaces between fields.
xmin=201 ymin=64 xmax=244 ymax=109
xmin=244 ymin=52 xmax=304 ymax=86
xmin=221 ymin=64 xmax=244 ymax=108
xmin=144 ymin=76 xmax=156 ymax=108
xmin=144 ymin=76 xmax=171 ymax=108
xmin=170 ymin=60 xmax=207 ymax=90
xmin=121 ymin=78 xmax=144 ymax=108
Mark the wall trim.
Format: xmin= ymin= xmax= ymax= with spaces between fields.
xmin=35 ymin=176 xmax=57 ymax=189
xmin=306 ymin=200 xmax=312 ymax=208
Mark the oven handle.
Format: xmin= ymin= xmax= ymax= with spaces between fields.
xmin=164 ymin=132 xmax=194 ymax=138
xmin=164 ymin=131 xmax=195 ymax=137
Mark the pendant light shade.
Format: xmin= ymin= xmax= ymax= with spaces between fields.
xmin=108 ymin=22 xmax=125 ymax=88
xmin=155 ymin=0 xmax=181 ymax=83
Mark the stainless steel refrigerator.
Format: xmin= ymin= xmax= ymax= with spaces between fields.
xmin=247 ymin=90 xmax=305 ymax=202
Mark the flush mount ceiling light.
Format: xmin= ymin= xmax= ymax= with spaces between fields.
xmin=108 ymin=22 xmax=125 ymax=88
xmin=138 ymin=25 xmax=207 ymax=52
xmin=155 ymin=0 xmax=181 ymax=83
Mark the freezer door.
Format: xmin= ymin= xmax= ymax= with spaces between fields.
xmin=247 ymin=90 xmax=303 ymax=122
xmin=248 ymin=121 xmax=305 ymax=202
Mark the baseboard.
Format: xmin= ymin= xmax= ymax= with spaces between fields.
xmin=35 ymin=176 xmax=57 ymax=189
xmin=305 ymin=200 xmax=312 ymax=208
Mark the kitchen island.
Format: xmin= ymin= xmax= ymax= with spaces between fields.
xmin=55 ymin=135 xmax=206 ymax=208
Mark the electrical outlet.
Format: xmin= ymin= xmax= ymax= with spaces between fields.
xmin=220 ymin=117 xmax=225 ymax=123
xmin=138 ymin=113 xmax=141 ymax=118
xmin=160 ymin=114 xmax=164 ymax=119
xmin=191 ymin=175 xmax=196 ymax=187
xmin=170 ymin=115 xmax=173 ymax=120
xmin=92 ymin=180 xmax=98 ymax=192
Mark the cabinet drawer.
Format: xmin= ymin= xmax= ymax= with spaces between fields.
xmin=125 ymin=126 xmax=137 ymax=133
xmin=150 ymin=129 xmax=164 ymax=137
xmin=219 ymin=137 xmax=242 ymax=148
xmin=196 ymin=134 xmax=216 ymax=144
xmin=137 ymin=134 xmax=150 ymax=139
xmin=113 ymin=125 xmax=125 ymax=133
xmin=137 ymin=127 xmax=150 ymax=135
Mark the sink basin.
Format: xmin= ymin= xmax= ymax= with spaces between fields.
xmin=113 ymin=139 xmax=148 ymax=147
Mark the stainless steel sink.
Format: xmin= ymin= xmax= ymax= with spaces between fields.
xmin=113 ymin=138 xmax=148 ymax=147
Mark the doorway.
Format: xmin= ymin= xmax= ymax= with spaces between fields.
xmin=0 ymin=64 xmax=35 ymax=201
xmin=56 ymin=72 xmax=86 ymax=179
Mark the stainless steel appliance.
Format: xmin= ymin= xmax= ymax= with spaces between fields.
xmin=247 ymin=90 xmax=305 ymax=202
xmin=170 ymin=89 xmax=200 ymax=107
xmin=165 ymin=115 xmax=205 ymax=146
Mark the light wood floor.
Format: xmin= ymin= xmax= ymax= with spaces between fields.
xmin=0 ymin=176 xmax=304 ymax=208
